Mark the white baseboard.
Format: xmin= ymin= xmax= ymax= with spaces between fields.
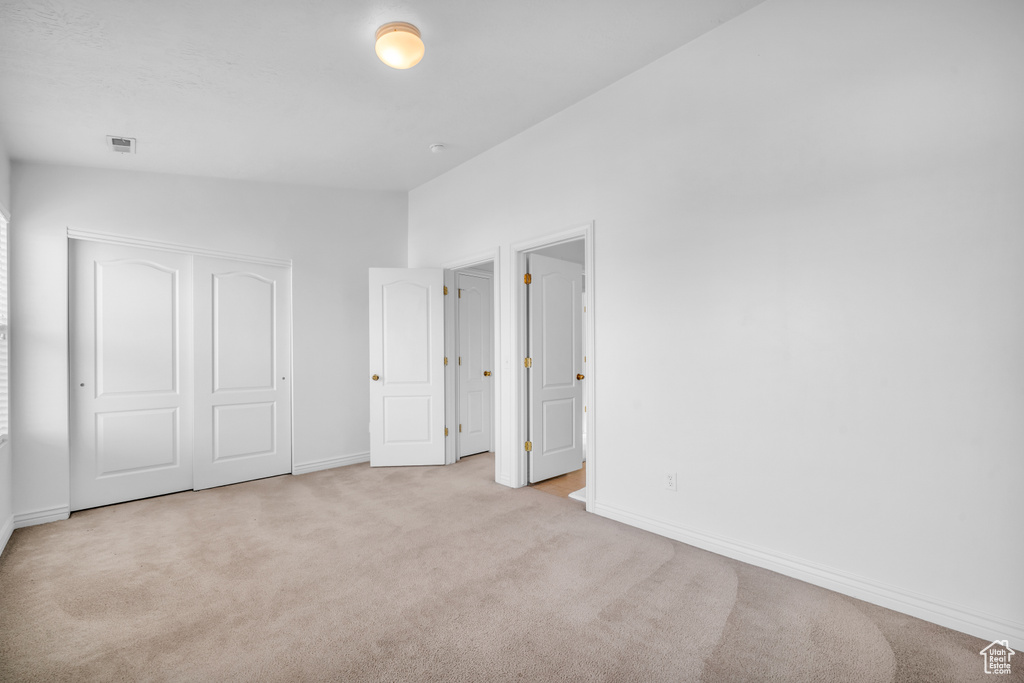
xmin=594 ymin=501 xmax=1024 ymax=649
xmin=13 ymin=505 xmax=71 ymax=529
xmin=292 ymin=452 xmax=369 ymax=476
xmin=0 ymin=514 xmax=13 ymax=557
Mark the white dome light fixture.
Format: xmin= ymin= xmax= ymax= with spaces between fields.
xmin=375 ymin=22 xmax=425 ymax=70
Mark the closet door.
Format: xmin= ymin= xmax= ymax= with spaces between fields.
xmin=70 ymin=240 xmax=194 ymax=511
xmin=458 ymin=272 xmax=492 ymax=457
xmin=193 ymin=257 xmax=292 ymax=489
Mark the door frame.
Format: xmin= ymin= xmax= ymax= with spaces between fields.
xmin=511 ymin=223 xmax=595 ymax=510
xmin=66 ymin=228 xmax=295 ymax=479
xmin=453 ymin=267 xmax=495 ymax=461
xmin=442 ymin=248 xmax=501 ymax=468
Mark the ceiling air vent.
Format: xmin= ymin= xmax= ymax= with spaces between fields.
xmin=106 ymin=136 xmax=136 ymax=153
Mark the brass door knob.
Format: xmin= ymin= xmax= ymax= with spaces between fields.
xmin=371 ymin=374 xmax=380 ymax=381
xmin=483 ymin=371 xmax=492 ymax=377
xmin=576 ymin=373 xmax=585 ymax=380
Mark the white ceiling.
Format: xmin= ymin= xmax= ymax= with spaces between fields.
xmin=0 ymin=0 xmax=764 ymax=192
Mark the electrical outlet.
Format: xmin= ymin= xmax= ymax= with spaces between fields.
xmin=665 ymin=472 xmax=677 ymax=491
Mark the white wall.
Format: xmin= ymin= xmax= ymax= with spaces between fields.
xmin=0 ymin=138 xmax=12 ymax=553
xmin=11 ymin=162 xmax=407 ymax=521
xmin=409 ymin=0 xmax=1024 ymax=644
xmin=0 ymin=138 xmax=10 ymax=209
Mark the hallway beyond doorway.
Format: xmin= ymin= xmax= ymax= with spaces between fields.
xmin=531 ymin=462 xmax=585 ymax=498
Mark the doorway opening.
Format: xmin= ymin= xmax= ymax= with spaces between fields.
xmin=449 ymin=260 xmax=495 ymax=464
xmin=442 ymin=250 xmax=500 ymax=470
xmin=373 ymin=224 xmax=594 ymax=508
xmin=511 ymin=223 xmax=595 ymax=510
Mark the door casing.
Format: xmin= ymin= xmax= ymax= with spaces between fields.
xmin=442 ymin=223 xmax=596 ymax=510
xmin=511 ymin=224 xmax=595 ymax=510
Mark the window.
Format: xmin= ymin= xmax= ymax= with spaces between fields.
xmin=0 ymin=213 xmax=7 ymax=442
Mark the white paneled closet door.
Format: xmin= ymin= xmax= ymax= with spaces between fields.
xmin=193 ymin=257 xmax=292 ymax=490
xmin=70 ymin=240 xmax=195 ymax=511
xmin=458 ymin=273 xmax=492 ymax=457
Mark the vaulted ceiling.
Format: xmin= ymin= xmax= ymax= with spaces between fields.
xmin=0 ymin=0 xmax=764 ymax=191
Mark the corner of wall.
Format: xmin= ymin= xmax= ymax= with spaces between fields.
xmin=0 ymin=138 xmax=11 ymax=211
xmin=0 ymin=138 xmax=11 ymax=553
xmin=0 ymin=514 xmax=12 ymax=558
xmin=0 ymin=442 xmax=12 ymax=556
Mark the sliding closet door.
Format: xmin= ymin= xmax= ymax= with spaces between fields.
xmin=70 ymin=240 xmax=194 ymax=511
xmin=193 ymin=257 xmax=292 ymax=489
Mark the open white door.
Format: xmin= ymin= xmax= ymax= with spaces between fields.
xmin=458 ymin=272 xmax=493 ymax=457
xmin=193 ymin=257 xmax=292 ymax=490
xmin=528 ymin=254 xmax=584 ymax=483
xmin=369 ymin=268 xmax=446 ymax=467
xmin=69 ymin=240 xmax=194 ymax=511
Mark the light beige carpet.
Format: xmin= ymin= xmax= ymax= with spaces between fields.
xmin=0 ymin=453 xmax=1004 ymax=682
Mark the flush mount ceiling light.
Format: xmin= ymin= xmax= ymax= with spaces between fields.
xmin=375 ymin=22 xmax=424 ymax=69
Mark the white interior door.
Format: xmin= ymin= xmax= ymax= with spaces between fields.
xmin=458 ymin=273 xmax=493 ymax=457
xmin=70 ymin=240 xmax=194 ymax=511
xmin=369 ymin=268 xmax=446 ymax=467
xmin=528 ymin=253 xmax=584 ymax=483
xmin=193 ymin=257 xmax=292 ymax=490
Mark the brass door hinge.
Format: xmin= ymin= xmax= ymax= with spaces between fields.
xmin=459 ymin=424 xmax=462 ymax=433
xmin=524 ymin=273 xmax=532 ymax=285
xmin=524 ymin=441 xmax=533 ymax=452
xmin=444 ymin=285 xmax=448 ymax=295
xmin=459 ymin=356 xmax=462 ymax=366
xmin=445 ymin=427 xmax=449 ymax=437
xmin=524 ymin=357 xmax=532 ymax=368
xmin=444 ymin=356 xmax=448 ymax=366
xmin=458 ymin=288 xmax=462 ymax=298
